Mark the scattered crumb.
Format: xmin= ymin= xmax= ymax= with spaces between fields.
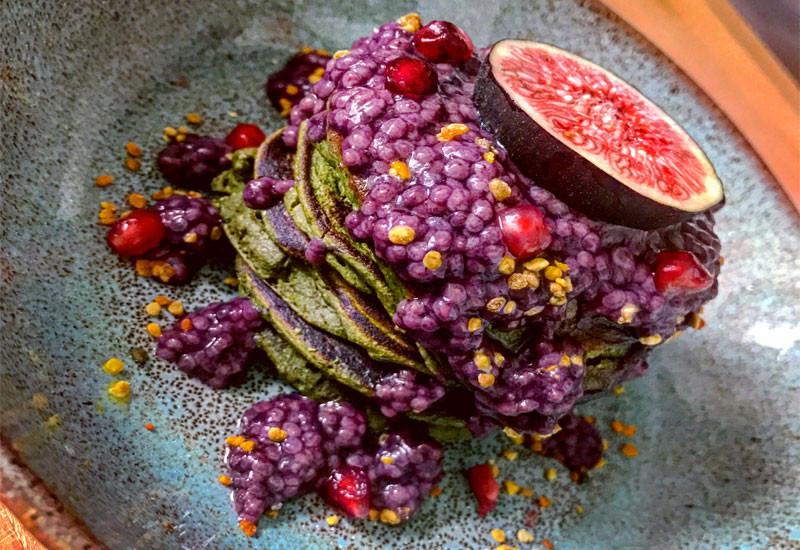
xmin=185 ymin=112 xmax=203 ymax=125
xmin=125 ymin=142 xmax=142 ymax=158
xmin=102 ymin=357 xmax=125 ymax=375
xmin=517 ymin=529 xmax=534 ymax=543
xmin=124 ymin=158 xmax=141 ymax=172
xmin=620 ymin=443 xmax=639 ymax=458
xmin=95 ymin=174 xmax=114 ymax=187
xmin=502 ymin=449 xmax=519 ymax=461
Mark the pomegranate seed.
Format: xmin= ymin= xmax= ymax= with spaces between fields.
xmin=106 ymin=209 xmax=165 ymax=257
xmin=323 ymin=466 xmax=370 ymax=519
xmin=497 ymin=205 xmax=551 ymax=259
xmin=467 ymin=463 xmax=499 ymax=517
xmin=654 ymin=250 xmax=713 ymax=293
xmin=385 ymin=57 xmax=438 ymax=98
xmin=225 ymin=123 xmax=266 ymax=150
xmin=413 ymin=20 xmax=475 ymax=64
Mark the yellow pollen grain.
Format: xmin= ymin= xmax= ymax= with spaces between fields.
xmin=490 ymin=528 xmax=506 ymax=543
xmin=333 ymin=49 xmax=349 ymax=59
xmin=545 ymin=468 xmax=557 ymax=481
xmin=620 ymin=443 xmax=639 ymax=458
xmin=154 ymin=295 xmax=172 ymax=306
xmin=167 ymin=300 xmax=184 ymax=316
xmin=146 ymin=322 xmax=162 ymax=338
xmin=177 ymin=125 xmax=190 ymax=135
xmin=152 ymin=187 xmax=174 ymax=200
xmin=602 ymin=438 xmax=609 ymax=450
xmin=486 ymin=296 xmax=506 ymax=312
xmin=145 ymin=302 xmax=161 ymax=316
xmin=124 ymin=158 xmax=141 ymax=172
xmin=239 ymin=519 xmax=256 ymax=537
xmin=488 ymin=178 xmax=512 ymax=202
xmin=494 ymin=352 xmax=505 ymax=366
xmin=594 ymin=457 xmax=607 ymax=469
xmin=182 ymin=232 xmax=198 ymax=244
xmin=102 ymin=357 xmax=125 ymax=375
xmin=638 ymin=334 xmax=663 ymax=346
xmin=279 ymin=98 xmax=293 ymax=116
xmin=559 ymin=354 xmax=571 ymax=367
xmin=575 ymin=504 xmax=585 ymax=514
xmin=285 ymin=84 xmax=300 ymax=96
xmin=430 ymin=486 xmax=443 ymax=497
xmin=544 ymin=266 xmax=563 ymax=281
xmin=503 ymin=479 xmax=520 ymax=495
xmin=436 ymin=123 xmax=470 ymax=142
xmin=520 ymin=487 xmax=534 ymax=498
xmin=325 ymin=515 xmax=340 ymax=526
xmin=107 ymin=380 xmax=131 ymax=400
xmin=125 ymin=142 xmax=143 ymax=157
xmin=503 ymin=300 xmax=517 ymax=315
xmin=388 ymin=225 xmax=415 ymax=245
xmin=267 ymin=427 xmax=288 ymax=442
xmin=467 ymin=317 xmax=482 ymax=332
xmin=503 ymin=427 xmax=524 ymax=445
xmin=127 ymin=193 xmax=148 ymax=209
xmin=218 ymin=474 xmax=232 ymax=486
xmin=611 ymin=419 xmax=624 ymax=433
xmin=477 ymin=373 xmax=495 ymax=388
xmin=388 ymin=159 xmax=411 ymax=180
xmin=490 ymin=463 xmax=500 ymax=478
xmin=95 ymin=174 xmax=114 ymax=187
xmin=517 ymin=529 xmax=534 ymax=543
xmin=498 ymin=256 xmax=516 ymax=275
xmin=380 ymin=456 xmax=394 ymax=465
xmin=423 ymin=250 xmax=442 ymax=270
xmin=379 ymin=509 xmax=400 ymax=525
xmin=523 ymin=258 xmax=549 ymax=272
xmin=396 ymin=12 xmax=422 ymax=33
xmin=613 ymin=385 xmax=625 ymax=396
xmin=502 ymin=449 xmax=518 ymax=461
xmin=538 ymin=495 xmax=551 ymax=508
xmin=483 ymin=151 xmax=496 ymax=163
xmin=185 ymin=112 xmax=203 ymax=125
xmin=495 ymin=545 xmax=518 ymax=550
xmin=223 ymin=276 xmax=239 ymax=287
xmin=507 ymin=273 xmax=528 ymax=290
xmin=308 ymin=67 xmax=325 ymax=84
xmin=570 ymin=354 xmax=584 ymax=366
xmin=554 ymin=260 xmax=569 ymax=271
xmin=210 ymin=226 xmax=223 ymax=241
xmin=226 ymin=435 xmax=245 ymax=447
xmin=239 ymin=440 xmax=256 ymax=453
xmin=474 ymin=351 xmax=491 ymax=371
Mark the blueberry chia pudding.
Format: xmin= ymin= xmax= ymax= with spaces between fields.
xmin=99 ymin=12 xmax=724 ymax=536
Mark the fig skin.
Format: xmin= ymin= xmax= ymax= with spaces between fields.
xmin=473 ymin=44 xmax=723 ymax=230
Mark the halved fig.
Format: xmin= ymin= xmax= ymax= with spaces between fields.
xmin=474 ymin=40 xmax=724 ymax=229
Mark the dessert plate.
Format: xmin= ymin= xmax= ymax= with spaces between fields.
xmin=1 ymin=1 xmax=797 ymax=548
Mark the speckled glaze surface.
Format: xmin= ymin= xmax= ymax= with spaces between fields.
xmin=1 ymin=1 xmax=798 ymax=548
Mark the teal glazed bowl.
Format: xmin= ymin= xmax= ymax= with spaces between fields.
xmin=1 ymin=1 xmax=798 ymax=548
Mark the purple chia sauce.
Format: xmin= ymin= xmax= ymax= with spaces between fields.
xmin=282 ymin=20 xmax=720 ymax=429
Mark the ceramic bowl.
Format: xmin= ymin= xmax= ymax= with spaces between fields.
xmin=1 ymin=1 xmax=798 ymax=548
